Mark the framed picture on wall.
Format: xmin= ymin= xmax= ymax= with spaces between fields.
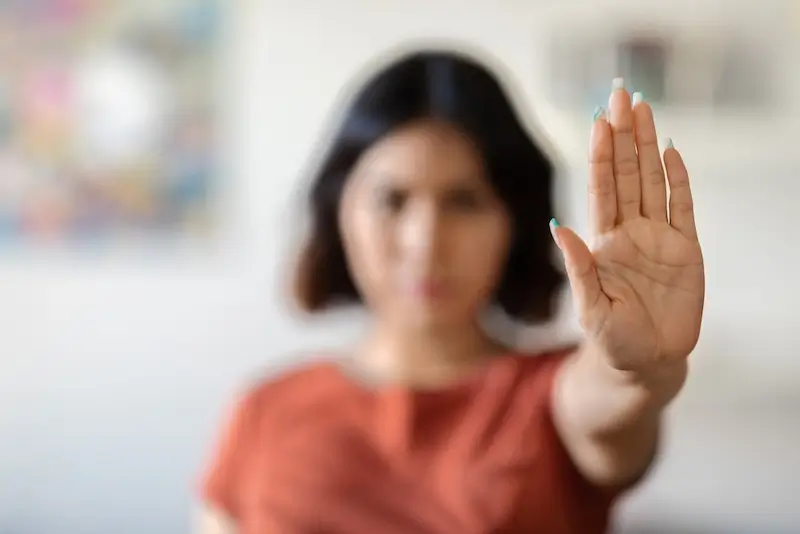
xmin=616 ymin=37 xmax=669 ymax=105
xmin=543 ymin=20 xmax=780 ymax=113
xmin=0 ymin=0 xmax=225 ymax=249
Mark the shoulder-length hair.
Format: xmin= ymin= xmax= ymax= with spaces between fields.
xmin=292 ymin=46 xmax=565 ymax=323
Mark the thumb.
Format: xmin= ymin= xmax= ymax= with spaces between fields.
xmin=549 ymin=219 xmax=607 ymax=323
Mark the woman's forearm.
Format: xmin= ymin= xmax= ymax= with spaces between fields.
xmin=552 ymin=343 xmax=687 ymax=487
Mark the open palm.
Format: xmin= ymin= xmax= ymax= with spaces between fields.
xmin=552 ymin=81 xmax=705 ymax=371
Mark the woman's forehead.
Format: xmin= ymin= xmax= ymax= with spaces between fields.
xmin=353 ymin=121 xmax=486 ymax=189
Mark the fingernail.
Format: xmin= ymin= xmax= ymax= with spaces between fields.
xmin=632 ymin=92 xmax=644 ymax=106
xmin=549 ymin=218 xmax=561 ymax=248
xmin=664 ymin=137 xmax=674 ymax=150
xmin=612 ymin=77 xmax=625 ymax=91
xmin=592 ymin=105 xmax=606 ymax=121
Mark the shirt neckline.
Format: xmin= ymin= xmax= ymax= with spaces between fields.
xmin=325 ymin=350 xmax=525 ymax=396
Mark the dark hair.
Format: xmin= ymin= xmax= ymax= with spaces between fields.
xmin=293 ymin=47 xmax=565 ymax=322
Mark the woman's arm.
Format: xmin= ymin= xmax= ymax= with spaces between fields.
xmin=547 ymin=80 xmax=704 ymax=489
xmin=552 ymin=343 xmax=686 ymax=487
xmin=194 ymin=503 xmax=238 ymax=534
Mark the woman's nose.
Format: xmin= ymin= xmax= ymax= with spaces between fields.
xmin=398 ymin=202 xmax=444 ymax=264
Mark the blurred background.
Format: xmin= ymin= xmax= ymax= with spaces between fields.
xmin=0 ymin=0 xmax=798 ymax=532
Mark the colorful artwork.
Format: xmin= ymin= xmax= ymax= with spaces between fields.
xmin=0 ymin=0 xmax=223 ymax=246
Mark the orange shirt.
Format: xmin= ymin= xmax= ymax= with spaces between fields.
xmin=200 ymin=349 xmax=628 ymax=533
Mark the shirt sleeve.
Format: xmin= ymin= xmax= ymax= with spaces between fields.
xmin=199 ymin=388 xmax=260 ymax=521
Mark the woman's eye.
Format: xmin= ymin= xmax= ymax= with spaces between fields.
xmin=446 ymin=190 xmax=481 ymax=210
xmin=378 ymin=190 xmax=407 ymax=212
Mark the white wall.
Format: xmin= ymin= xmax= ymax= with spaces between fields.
xmin=1 ymin=1 xmax=799 ymax=533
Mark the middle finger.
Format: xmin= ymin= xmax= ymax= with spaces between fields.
xmin=609 ymin=78 xmax=641 ymax=222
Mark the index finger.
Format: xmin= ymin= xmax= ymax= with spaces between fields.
xmin=588 ymin=107 xmax=616 ymax=237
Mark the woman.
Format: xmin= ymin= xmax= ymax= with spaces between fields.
xmin=196 ymin=49 xmax=705 ymax=534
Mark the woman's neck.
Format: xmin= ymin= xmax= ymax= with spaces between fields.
xmin=353 ymin=321 xmax=509 ymax=387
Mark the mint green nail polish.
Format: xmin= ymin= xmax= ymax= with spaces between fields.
xmin=632 ymin=92 xmax=644 ymax=106
xmin=549 ymin=217 xmax=559 ymax=228
xmin=593 ymin=106 xmax=606 ymax=121
xmin=665 ymin=137 xmax=674 ymax=149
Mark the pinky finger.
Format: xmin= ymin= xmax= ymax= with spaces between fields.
xmin=664 ymin=139 xmax=697 ymax=240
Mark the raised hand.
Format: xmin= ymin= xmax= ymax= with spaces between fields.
xmin=551 ymin=79 xmax=705 ymax=372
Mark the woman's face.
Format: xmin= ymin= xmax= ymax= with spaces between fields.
xmin=339 ymin=120 xmax=511 ymax=329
